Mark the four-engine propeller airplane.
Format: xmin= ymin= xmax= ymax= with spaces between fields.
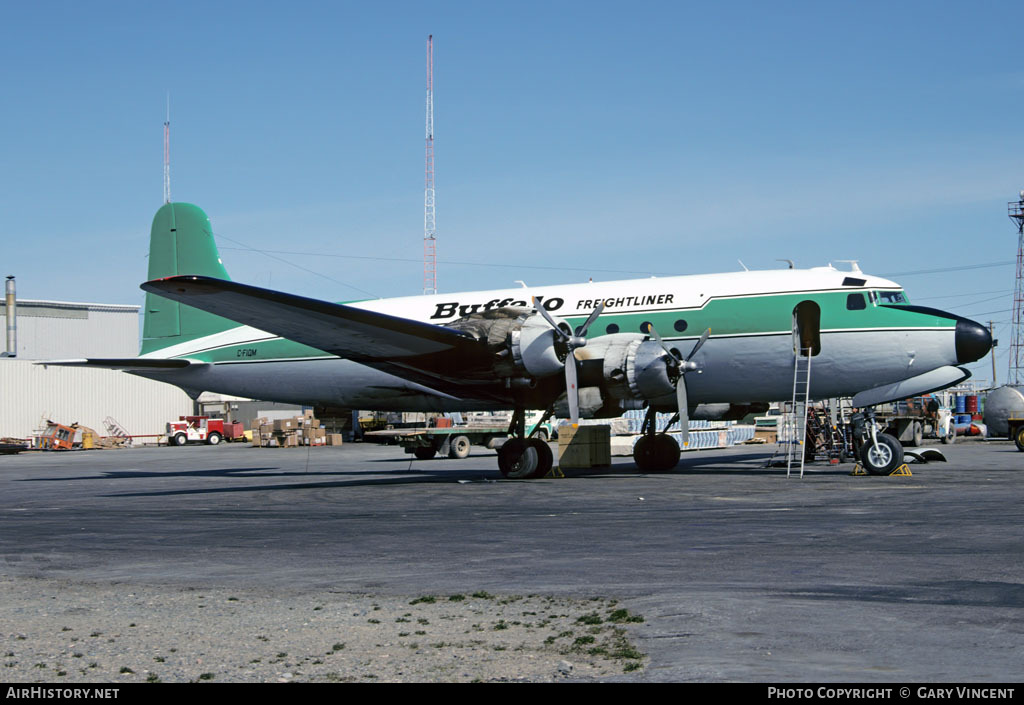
xmin=45 ymin=203 xmax=992 ymax=478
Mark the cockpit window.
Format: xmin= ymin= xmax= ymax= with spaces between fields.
xmin=876 ymin=290 xmax=909 ymax=304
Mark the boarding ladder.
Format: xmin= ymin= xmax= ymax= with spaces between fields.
xmin=103 ymin=416 xmax=133 ymax=446
xmin=786 ymin=347 xmax=812 ymax=477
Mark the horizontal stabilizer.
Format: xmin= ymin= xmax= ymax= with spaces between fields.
xmin=852 ymin=365 xmax=970 ymax=408
xmin=35 ymin=358 xmax=201 ymax=370
xmin=141 ymin=275 xmax=480 ymax=361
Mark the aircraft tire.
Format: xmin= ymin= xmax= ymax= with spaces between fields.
xmin=633 ymin=435 xmax=680 ymax=472
xmin=498 ymin=439 xmax=539 ymax=479
xmin=527 ymin=438 xmax=553 ymax=478
xmin=859 ymin=433 xmax=903 ymax=475
xmin=448 ymin=435 xmax=471 ymax=459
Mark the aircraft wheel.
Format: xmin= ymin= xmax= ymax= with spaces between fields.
xmin=414 ymin=446 xmax=436 ymax=460
xmin=859 ymin=433 xmax=903 ymax=475
xmin=207 ymin=432 xmax=222 ymax=446
xmin=172 ymin=433 xmax=188 ymax=447
xmin=498 ymin=439 xmax=539 ymax=479
xmin=448 ymin=435 xmax=471 ymax=459
xmin=633 ymin=435 xmax=680 ymax=472
xmin=941 ymin=429 xmax=955 ymax=444
xmin=528 ymin=438 xmax=553 ymax=478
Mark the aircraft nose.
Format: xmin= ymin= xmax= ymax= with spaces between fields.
xmin=956 ymin=319 xmax=992 ymax=364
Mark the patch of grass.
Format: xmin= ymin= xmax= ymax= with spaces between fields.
xmin=472 ymin=591 xmax=494 ymax=600
xmin=608 ymin=608 xmax=644 ymax=624
xmin=576 ymin=613 xmax=603 ymax=625
xmin=198 ymin=673 xmax=214 ymax=681
xmin=410 ymin=596 xmax=436 ymax=605
xmin=448 ymin=594 xmax=465 ymax=602
xmin=331 ymin=643 xmax=345 ymax=652
xmin=119 ymin=667 xmax=134 ymax=674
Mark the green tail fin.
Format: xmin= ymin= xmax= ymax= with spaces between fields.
xmin=140 ymin=203 xmax=238 ymax=355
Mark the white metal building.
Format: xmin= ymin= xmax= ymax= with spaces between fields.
xmin=0 ymin=298 xmax=193 ymax=440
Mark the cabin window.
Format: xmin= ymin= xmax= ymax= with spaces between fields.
xmin=846 ymin=293 xmax=866 ymax=310
xmin=674 ymin=319 xmax=688 ymax=332
xmin=792 ymin=301 xmax=821 ymax=357
xmin=605 ymin=323 xmax=620 ymax=334
xmin=640 ymin=321 xmax=653 ymax=334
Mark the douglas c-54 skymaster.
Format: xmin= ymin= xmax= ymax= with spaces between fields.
xmin=45 ymin=203 xmax=992 ymax=478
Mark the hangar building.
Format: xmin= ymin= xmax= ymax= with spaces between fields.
xmin=0 ymin=295 xmax=194 ymax=440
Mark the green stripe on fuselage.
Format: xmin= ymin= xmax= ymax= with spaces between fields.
xmin=169 ymin=289 xmax=953 ymax=363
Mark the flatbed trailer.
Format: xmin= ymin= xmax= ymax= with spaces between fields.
xmin=365 ymin=421 xmax=554 ymax=460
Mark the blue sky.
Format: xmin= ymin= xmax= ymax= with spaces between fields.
xmin=1 ymin=1 xmax=1021 ymax=383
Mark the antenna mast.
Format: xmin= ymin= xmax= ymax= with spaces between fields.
xmin=1009 ymin=191 xmax=1024 ymax=385
xmin=163 ymin=94 xmax=171 ymax=204
xmin=423 ymin=35 xmax=437 ymax=295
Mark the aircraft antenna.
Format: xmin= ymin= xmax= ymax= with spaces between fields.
xmin=1008 ymin=192 xmax=1024 ymax=385
xmin=423 ymin=35 xmax=437 ymax=295
xmin=163 ymin=93 xmax=171 ymax=204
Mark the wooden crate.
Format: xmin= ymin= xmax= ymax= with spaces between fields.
xmin=557 ymin=424 xmax=611 ymax=468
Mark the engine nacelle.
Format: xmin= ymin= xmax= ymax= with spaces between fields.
xmin=446 ymin=307 xmax=569 ymax=380
xmin=578 ymin=333 xmax=680 ymax=403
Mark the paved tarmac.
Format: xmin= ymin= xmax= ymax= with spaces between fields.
xmin=1 ymin=439 xmax=1021 ymax=682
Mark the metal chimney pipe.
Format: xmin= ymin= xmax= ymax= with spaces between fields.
xmin=4 ymin=276 xmax=15 ymax=357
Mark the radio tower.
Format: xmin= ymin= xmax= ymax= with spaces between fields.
xmin=423 ymin=35 xmax=437 ymax=295
xmin=163 ymin=94 xmax=171 ymax=204
xmin=1009 ymin=191 xmax=1024 ymax=384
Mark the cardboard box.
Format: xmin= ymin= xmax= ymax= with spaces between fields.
xmin=273 ymin=419 xmax=296 ymax=432
xmin=557 ymin=424 xmax=611 ymax=468
xmin=327 ymin=434 xmax=343 ymax=446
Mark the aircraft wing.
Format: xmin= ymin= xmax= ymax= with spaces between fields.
xmin=141 ymin=275 xmax=483 ymax=365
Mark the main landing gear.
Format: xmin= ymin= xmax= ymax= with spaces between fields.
xmin=633 ymin=407 xmax=680 ymax=472
xmin=497 ymin=406 xmax=554 ymax=479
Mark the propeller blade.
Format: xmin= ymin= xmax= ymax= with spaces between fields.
xmin=676 ymin=375 xmax=690 ymax=448
xmin=644 ymin=322 xmax=675 ymax=358
xmin=576 ymin=302 xmax=605 ymax=338
xmin=685 ymin=328 xmax=711 ymax=361
xmin=565 ymin=348 xmax=580 ymax=423
xmin=532 ymin=297 xmax=569 ymax=341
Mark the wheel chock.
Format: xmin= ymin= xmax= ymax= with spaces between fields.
xmin=851 ymin=463 xmax=912 ymax=477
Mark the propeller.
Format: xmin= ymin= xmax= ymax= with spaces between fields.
xmin=534 ymin=298 xmax=604 ymax=423
xmin=644 ymin=323 xmax=711 ymax=447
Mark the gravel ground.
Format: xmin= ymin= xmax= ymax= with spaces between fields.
xmin=1 ymin=576 xmax=646 ymax=683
